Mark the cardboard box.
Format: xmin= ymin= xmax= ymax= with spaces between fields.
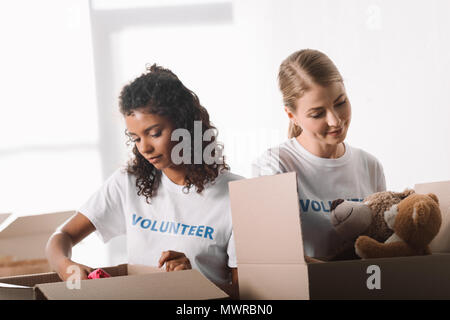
xmin=416 ymin=181 xmax=450 ymax=253
xmin=0 ymin=258 xmax=51 ymax=278
xmin=0 ymin=211 xmax=76 ymax=277
xmin=229 ymin=172 xmax=450 ymax=300
xmin=0 ymin=213 xmax=10 ymax=227
xmin=0 ymin=264 xmax=229 ymax=300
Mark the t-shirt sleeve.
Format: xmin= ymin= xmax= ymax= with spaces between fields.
xmin=251 ymin=148 xmax=283 ymax=177
xmin=227 ymin=231 xmax=237 ymax=268
xmin=363 ymin=149 xmax=387 ymax=193
xmin=78 ymin=169 xmax=127 ymax=243
xmin=376 ymin=161 xmax=387 ymax=192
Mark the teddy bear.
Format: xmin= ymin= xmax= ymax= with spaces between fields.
xmin=329 ymin=189 xmax=415 ymax=260
xmin=355 ymin=193 xmax=441 ymax=259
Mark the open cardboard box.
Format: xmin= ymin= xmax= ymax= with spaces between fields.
xmin=0 ymin=211 xmax=75 ymax=277
xmin=0 ymin=264 xmax=229 ymax=300
xmin=229 ymin=172 xmax=450 ymax=300
xmin=0 ymin=213 xmax=10 ymax=227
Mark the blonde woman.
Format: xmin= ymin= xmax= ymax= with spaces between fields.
xmin=252 ymin=49 xmax=386 ymax=261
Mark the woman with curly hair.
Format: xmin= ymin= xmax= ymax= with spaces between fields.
xmin=46 ymin=64 xmax=241 ymax=298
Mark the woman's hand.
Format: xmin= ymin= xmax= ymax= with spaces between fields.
xmin=56 ymin=258 xmax=93 ymax=281
xmin=45 ymin=213 xmax=96 ymax=282
xmin=158 ymin=250 xmax=191 ymax=271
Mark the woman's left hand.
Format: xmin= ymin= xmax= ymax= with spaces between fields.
xmin=158 ymin=250 xmax=192 ymax=271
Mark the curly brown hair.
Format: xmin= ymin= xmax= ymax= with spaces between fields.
xmin=119 ymin=64 xmax=229 ymax=203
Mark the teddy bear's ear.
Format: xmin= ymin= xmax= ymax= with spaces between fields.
xmin=330 ymin=199 xmax=345 ymax=211
xmin=427 ymin=193 xmax=439 ymax=204
xmin=400 ymin=189 xmax=415 ymax=199
xmin=412 ymin=201 xmax=429 ymax=227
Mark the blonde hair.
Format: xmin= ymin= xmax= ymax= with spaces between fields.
xmin=278 ymin=49 xmax=344 ymax=138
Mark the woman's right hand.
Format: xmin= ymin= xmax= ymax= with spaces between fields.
xmin=46 ymin=212 xmax=97 ymax=282
xmin=56 ymin=258 xmax=93 ymax=282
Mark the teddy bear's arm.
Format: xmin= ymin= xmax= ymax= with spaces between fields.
xmin=355 ymin=235 xmax=417 ymax=259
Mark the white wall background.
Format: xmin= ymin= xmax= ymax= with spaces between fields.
xmin=91 ymin=0 xmax=450 ymax=191
xmin=1 ymin=0 xmax=449 ymax=266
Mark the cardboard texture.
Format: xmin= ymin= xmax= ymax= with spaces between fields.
xmin=0 ymin=264 xmax=228 ymax=300
xmin=229 ymin=172 xmax=309 ymax=300
xmin=229 ymin=172 xmax=450 ymax=300
xmin=0 ymin=271 xmax=62 ymax=300
xmin=308 ymin=253 xmax=450 ymax=299
xmin=0 ymin=210 xmax=75 ymax=277
xmin=0 ymin=259 xmax=51 ymax=278
xmin=0 ymin=213 xmax=11 ymax=227
xmin=415 ymin=180 xmax=450 ymax=253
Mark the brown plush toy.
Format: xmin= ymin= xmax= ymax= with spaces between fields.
xmin=355 ymin=193 xmax=441 ymax=259
xmin=330 ymin=189 xmax=415 ymax=260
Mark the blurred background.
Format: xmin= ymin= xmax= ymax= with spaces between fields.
xmin=0 ymin=0 xmax=449 ymax=267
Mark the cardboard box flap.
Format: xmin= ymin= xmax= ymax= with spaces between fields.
xmin=0 ymin=271 xmax=61 ymax=287
xmin=0 ymin=264 xmax=229 ymax=300
xmin=0 ymin=282 xmax=30 ymax=289
xmin=415 ymin=180 xmax=450 ymax=252
xmin=0 ymin=282 xmax=34 ymax=300
xmin=101 ymin=264 xmax=129 ymax=277
xmin=35 ymin=269 xmax=228 ymax=300
xmin=0 ymin=211 xmax=75 ymax=239
xmin=127 ymin=264 xmax=164 ymax=275
xmin=0 ymin=259 xmax=51 ymax=278
xmin=229 ymin=172 xmax=305 ymax=264
xmin=0 ymin=213 xmax=11 ymax=227
xmin=238 ymin=264 xmax=309 ymax=300
xmin=0 ymin=271 xmax=61 ymax=300
xmin=0 ymin=211 xmax=75 ymax=260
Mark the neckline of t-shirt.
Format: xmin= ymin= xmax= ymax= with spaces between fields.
xmin=291 ymin=137 xmax=352 ymax=167
xmin=160 ymin=170 xmax=225 ymax=194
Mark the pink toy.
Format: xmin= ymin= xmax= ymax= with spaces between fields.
xmin=88 ymin=268 xmax=111 ymax=279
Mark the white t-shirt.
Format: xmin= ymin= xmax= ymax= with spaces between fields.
xmin=252 ymin=138 xmax=386 ymax=259
xmin=78 ymin=168 xmax=242 ymax=285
